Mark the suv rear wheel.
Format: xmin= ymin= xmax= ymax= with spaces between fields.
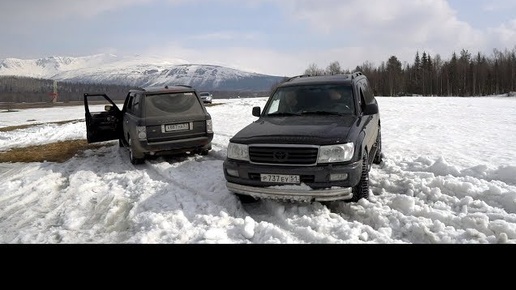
xmin=128 ymin=137 xmax=144 ymax=165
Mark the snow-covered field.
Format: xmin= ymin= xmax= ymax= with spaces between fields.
xmin=1 ymin=96 xmax=515 ymax=243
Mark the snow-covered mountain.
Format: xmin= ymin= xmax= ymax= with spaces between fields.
xmin=0 ymin=54 xmax=285 ymax=91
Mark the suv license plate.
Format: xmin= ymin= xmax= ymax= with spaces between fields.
xmin=261 ymin=174 xmax=300 ymax=184
xmin=165 ymin=123 xmax=189 ymax=132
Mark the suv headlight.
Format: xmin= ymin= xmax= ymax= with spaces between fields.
xmin=227 ymin=142 xmax=249 ymax=161
xmin=317 ymin=143 xmax=354 ymax=163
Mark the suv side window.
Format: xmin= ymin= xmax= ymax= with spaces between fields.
xmin=354 ymin=82 xmax=364 ymax=113
xmin=132 ymin=93 xmax=142 ymax=116
xmin=125 ymin=92 xmax=142 ymax=116
xmin=126 ymin=93 xmax=135 ymax=114
xmin=362 ymin=80 xmax=375 ymax=104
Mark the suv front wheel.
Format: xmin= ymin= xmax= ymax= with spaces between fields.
xmin=349 ymin=152 xmax=370 ymax=202
xmin=373 ymin=129 xmax=383 ymax=164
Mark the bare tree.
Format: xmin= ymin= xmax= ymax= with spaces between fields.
xmin=326 ymin=61 xmax=342 ymax=75
xmin=304 ymin=63 xmax=325 ymax=76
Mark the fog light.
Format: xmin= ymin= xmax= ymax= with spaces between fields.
xmin=330 ymin=173 xmax=348 ymax=181
xmin=226 ymin=169 xmax=239 ymax=177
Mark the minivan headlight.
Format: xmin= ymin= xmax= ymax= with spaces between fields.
xmin=317 ymin=143 xmax=354 ymax=163
xmin=227 ymin=142 xmax=249 ymax=161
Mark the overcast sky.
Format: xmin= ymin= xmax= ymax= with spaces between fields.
xmin=1 ymin=0 xmax=515 ymax=76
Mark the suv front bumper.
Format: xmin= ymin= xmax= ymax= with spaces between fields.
xmin=226 ymin=182 xmax=352 ymax=202
xmin=223 ymin=159 xmax=362 ymax=202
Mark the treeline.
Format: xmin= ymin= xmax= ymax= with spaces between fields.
xmin=0 ymin=75 xmax=268 ymax=103
xmin=305 ymin=47 xmax=516 ymax=96
xmin=0 ymin=76 xmax=135 ymax=103
xmin=3 ymin=47 xmax=515 ymax=101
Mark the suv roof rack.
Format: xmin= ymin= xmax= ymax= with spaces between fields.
xmin=164 ymin=84 xmax=192 ymax=89
xmin=351 ymin=71 xmax=363 ymax=79
xmin=286 ymin=74 xmax=312 ymax=82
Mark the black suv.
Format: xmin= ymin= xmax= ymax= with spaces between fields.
xmin=84 ymin=85 xmax=214 ymax=164
xmin=223 ymin=72 xmax=382 ymax=203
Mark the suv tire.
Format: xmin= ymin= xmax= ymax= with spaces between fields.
xmin=373 ymin=129 xmax=383 ymax=164
xmin=128 ymin=137 xmax=144 ymax=165
xmin=235 ymin=193 xmax=259 ymax=204
xmin=349 ymin=152 xmax=370 ymax=202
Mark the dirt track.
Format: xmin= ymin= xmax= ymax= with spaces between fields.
xmin=0 ymin=100 xmax=112 ymax=110
xmin=0 ymin=100 xmax=219 ymax=110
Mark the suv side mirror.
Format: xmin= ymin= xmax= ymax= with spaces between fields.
xmin=105 ymin=104 xmax=113 ymax=112
xmin=363 ymin=103 xmax=379 ymax=115
xmin=252 ymin=106 xmax=261 ymax=117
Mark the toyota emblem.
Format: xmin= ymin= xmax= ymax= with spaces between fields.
xmin=273 ymin=151 xmax=288 ymax=161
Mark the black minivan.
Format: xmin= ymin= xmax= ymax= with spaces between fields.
xmin=84 ymin=85 xmax=214 ymax=164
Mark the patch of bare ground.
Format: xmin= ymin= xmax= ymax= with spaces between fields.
xmin=0 ymin=139 xmax=110 ymax=163
xmin=0 ymin=119 xmax=106 ymax=163
xmin=0 ymin=102 xmax=223 ymax=163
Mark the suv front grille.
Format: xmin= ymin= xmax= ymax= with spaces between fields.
xmin=249 ymin=145 xmax=318 ymax=165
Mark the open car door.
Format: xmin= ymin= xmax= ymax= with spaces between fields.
xmin=84 ymin=93 xmax=123 ymax=143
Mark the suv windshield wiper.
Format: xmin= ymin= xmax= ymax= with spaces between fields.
xmin=267 ymin=112 xmax=301 ymax=116
xmin=300 ymin=111 xmax=344 ymax=116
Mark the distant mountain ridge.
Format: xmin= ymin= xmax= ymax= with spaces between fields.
xmin=0 ymin=54 xmax=285 ymax=92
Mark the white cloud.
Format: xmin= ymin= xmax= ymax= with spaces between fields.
xmin=2 ymin=0 xmax=516 ymax=76
xmin=141 ymin=43 xmax=307 ymax=76
xmin=189 ymin=31 xmax=260 ymax=41
xmin=1 ymin=0 xmax=155 ymax=21
xmin=255 ymin=0 xmax=513 ymax=69
xmin=488 ymin=20 xmax=516 ymax=49
xmin=482 ymin=0 xmax=516 ymax=12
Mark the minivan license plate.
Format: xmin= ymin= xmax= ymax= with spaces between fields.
xmin=261 ymin=174 xmax=300 ymax=184
xmin=165 ymin=123 xmax=189 ymax=131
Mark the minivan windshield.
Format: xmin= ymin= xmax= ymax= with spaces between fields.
xmin=264 ymin=84 xmax=354 ymax=116
xmin=145 ymin=92 xmax=205 ymax=117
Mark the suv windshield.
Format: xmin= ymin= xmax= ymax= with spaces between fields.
xmin=145 ymin=92 xmax=204 ymax=117
xmin=264 ymin=84 xmax=354 ymax=116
